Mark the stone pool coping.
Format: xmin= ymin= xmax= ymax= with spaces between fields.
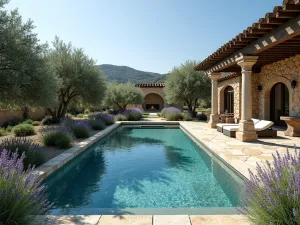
xmin=32 ymin=123 xmax=121 ymax=181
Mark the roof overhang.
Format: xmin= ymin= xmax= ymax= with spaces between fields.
xmin=135 ymin=83 xmax=165 ymax=87
xmin=195 ymin=0 xmax=300 ymax=74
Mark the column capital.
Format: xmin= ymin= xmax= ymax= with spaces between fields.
xmin=236 ymin=56 xmax=259 ymax=71
xmin=208 ymin=72 xmax=221 ymax=81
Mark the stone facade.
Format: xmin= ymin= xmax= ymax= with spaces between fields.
xmin=218 ymin=76 xmax=241 ymax=119
xmin=216 ymin=55 xmax=300 ymax=121
xmin=258 ymin=55 xmax=300 ymax=119
xmin=132 ymin=86 xmax=166 ymax=110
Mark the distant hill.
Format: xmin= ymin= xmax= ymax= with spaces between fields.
xmin=99 ymin=64 xmax=167 ymax=84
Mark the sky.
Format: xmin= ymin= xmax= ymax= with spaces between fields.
xmin=6 ymin=0 xmax=283 ymax=74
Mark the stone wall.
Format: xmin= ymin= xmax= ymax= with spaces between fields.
xmin=0 ymin=108 xmax=47 ymax=126
xmin=218 ymin=76 xmax=241 ymax=119
xmin=216 ymin=55 xmax=300 ymax=121
xmin=257 ymin=55 xmax=300 ymax=119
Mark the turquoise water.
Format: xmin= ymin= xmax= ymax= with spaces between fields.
xmin=45 ymin=127 xmax=243 ymax=214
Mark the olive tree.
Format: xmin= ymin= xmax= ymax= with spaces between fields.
xmin=165 ymin=60 xmax=211 ymax=116
xmin=103 ymin=83 xmax=143 ymax=110
xmin=0 ymin=0 xmax=58 ymax=109
xmin=47 ymin=37 xmax=106 ymax=119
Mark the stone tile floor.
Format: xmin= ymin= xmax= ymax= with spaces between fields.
xmin=34 ymin=215 xmax=248 ymax=225
xmin=35 ymin=119 xmax=299 ymax=224
xmin=179 ymin=121 xmax=299 ymax=179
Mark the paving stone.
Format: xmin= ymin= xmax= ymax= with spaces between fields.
xmin=190 ymin=215 xmax=249 ymax=225
xmin=153 ymin=215 xmax=191 ymax=225
xmin=34 ymin=215 xmax=101 ymax=225
xmin=98 ymin=215 xmax=152 ymax=225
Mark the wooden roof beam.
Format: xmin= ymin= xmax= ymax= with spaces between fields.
xmin=283 ymin=4 xmax=300 ymax=11
xmin=204 ymin=15 xmax=300 ymax=73
xmin=276 ymin=11 xmax=299 ymax=18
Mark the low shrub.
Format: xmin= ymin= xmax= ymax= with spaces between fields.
xmin=121 ymin=108 xmax=143 ymax=121
xmin=41 ymin=116 xmax=60 ymax=125
xmin=71 ymin=125 xmax=90 ymax=138
xmin=243 ymin=147 xmax=300 ymax=225
xmin=90 ymin=119 xmax=106 ymax=130
xmin=22 ymin=119 xmax=33 ymax=125
xmin=3 ymin=118 xmax=22 ymax=127
xmin=115 ymin=114 xmax=127 ymax=121
xmin=76 ymin=113 xmax=84 ymax=118
xmin=84 ymin=109 xmax=90 ymax=114
xmin=62 ymin=118 xmax=91 ymax=138
xmin=0 ymin=128 xmax=8 ymax=137
xmin=5 ymin=125 xmax=13 ymax=133
xmin=40 ymin=126 xmax=73 ymax=149
xmin=183 ymin=113 xmax=192 ymax=121
xmin=197 ymin=112 xmax=207 ymax=121
xmin=0 ymin=149 xmax=52 ymax=225
xmin=89 ymin=113 xmax=115 ymax=125
xmin=161 ymin=107 xmax=182 ymax=118
xmin=32 ymin=121 xmax=41 ymax=126
xmin=166 ymin=112 xmax=183 ymax=121
xmin=13 ymin=124 xmax=35 ymax=136
xmin=0 ymin=137 xmax=45 ymax=169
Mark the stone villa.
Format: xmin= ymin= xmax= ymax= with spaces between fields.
xmin=195 ymin=0 xmax=300 ymax=142
xmin=135 ymin=83 xmax=166 ymax=111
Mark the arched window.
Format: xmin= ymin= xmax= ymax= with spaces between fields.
xmin=224 ymin=86 xmax=234 ymax=114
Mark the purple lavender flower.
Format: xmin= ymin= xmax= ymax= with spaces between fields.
xmin=243 ymin=145 xmax=300 ymax=225
xmin=0 ymin=149 xmax=51 ymax=224
xmin=120 ymin=108 xmax=143 ymax=121
xmin=161 ymin=107 xmax=182 ymax=117
xmin=89 ymin=112 xmax=115 ymax=125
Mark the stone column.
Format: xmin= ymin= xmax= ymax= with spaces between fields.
xmin=235 ymin=56 xmax=259 ymax=142
xmin=208 ymin=72 xmax=221 ymax=128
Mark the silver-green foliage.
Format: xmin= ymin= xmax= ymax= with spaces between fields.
xmin=47 ymin=37 xmax=107 ymax=118
xmin=165 ymin=60 xmax=210 ymax=115
xmin=103 ymin=82 xmax=144 ymax=110
xmin=0 ymin=0 xmax=58 ymax=109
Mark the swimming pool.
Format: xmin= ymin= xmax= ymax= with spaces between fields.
xmin=45 ymin=126 xmax=244 ymax=215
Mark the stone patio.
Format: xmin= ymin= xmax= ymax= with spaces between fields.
xmin=34 ymin=215 xmax=248 ymax=225
xmin=179 ymin=121 xmax=299 ymax=179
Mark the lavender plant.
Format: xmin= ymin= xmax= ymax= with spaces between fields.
xmin=0 ymin=138 xmax=45 ymax=170
xmin=89 ymin=113 xmax=115 ymax=125
xmin=0 ymin=149 xmax=52 ymax=225
xmin=90 ymin=118 xmax=106 ymax=130
xmin=62 ymin=117 xmax=91 ymax=138
xmin=40 ymin=126 xmax=73 ymax=149
xmin=121 ymin=108 xmax=143 ymax=121
xmin=243 ymin=146 xmax=300 ymax=225
xmin=161 ymin=107 xmax=182 ymax=118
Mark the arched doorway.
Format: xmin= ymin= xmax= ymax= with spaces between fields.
xmin=224 ymin=86 xmax=234 ymax=113
xmin=143 ymin=93 xmax=164 ymax=111
xmin=270 ymin=82 xmax=289 ymax=125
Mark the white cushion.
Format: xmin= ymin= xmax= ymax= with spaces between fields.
xmin=254 ymin=120 xmax=274 ymax=131
xmin=223 ymin=125 xmax=239 ymax=131
xmin=251 ymin=118 xmax=260 ymax=124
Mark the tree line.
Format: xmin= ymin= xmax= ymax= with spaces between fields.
xmin=0 ymin=0 xmax=210 ymax=118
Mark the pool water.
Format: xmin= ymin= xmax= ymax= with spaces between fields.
xmin=45 ymin=127 xmax=243 ymax=214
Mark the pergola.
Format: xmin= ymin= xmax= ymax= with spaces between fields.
xmin=195 ymin=0 xmax=300 ymax=141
